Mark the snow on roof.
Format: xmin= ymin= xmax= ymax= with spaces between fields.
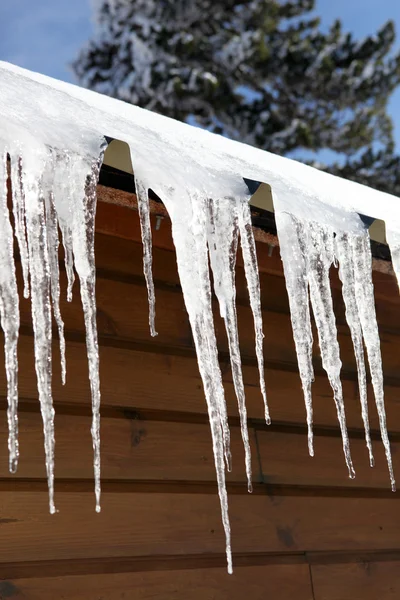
xmin=1 ymin=60 xmax=399 ymax=232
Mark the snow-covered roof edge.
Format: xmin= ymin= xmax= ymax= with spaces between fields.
xmin=1 ymin=60 xmax=400 ymax=233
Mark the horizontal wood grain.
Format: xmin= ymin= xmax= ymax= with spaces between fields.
xmin=5 ymin=333 xmax=400 ymax=437
xmin=94 ymin=229 xmax=400 ymax=338
xmin=257 ymin=430 xmax=396 ymax=490
xmin=11 ymin=230 xmax=400 ymax=389
xmin=95 ymin=189 xmax=395 ymax=279
xmin=95 ymin=200 xmax=286 ymax=278
xmin=0 ymin=413 xmax=258 ymax=484
xmin=311 ymin=561 xmax=400 ymax=599
xmin=1 ymin=409 xmax=400 ymax=491
xmin=0 ymin=563 xmax=313 ymax=600
xmin=93 ymin=232 xmax=400 ymax=337
xmin=1 ymin=491 xmax=400 ymax=563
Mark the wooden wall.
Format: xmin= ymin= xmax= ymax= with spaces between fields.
xmin=1 ymin=197 xmax=400 ymax=599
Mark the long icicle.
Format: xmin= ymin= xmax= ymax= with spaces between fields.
xmin=0 ymin=147 xmax=20 ymax=473
xmin=190 ymin=190 xmax=232 ymax=571
xmin=351 ymin=232 xmax=395 ymax=490
xmin=207 ymin=196 xmax=253 ymax=492
xmin=68 ymin=154 xmax=104 ymax=511
xmin=134 ymin=175 xmax=157 ymax=337
xmin=236 ymin=199 xmax=270 ymax=425
xmin=306 ymin=221 xmax=355 ymax=478
xmin=157 ymin=184 xmax=233 ymax=571
xmin=52 ymin=152 xmax=75 ymax=303
xmin=275 ymin=212 xmax=315 ymax=456
xmin=335 ymin=232 xmax=374 ymax=467
xmin=21 ymin=149 xmax=56 ymax=512
xmin=44 ymin=183 xmax=67 ymax=385
xmin=10 ymin=156 xmax=30 ymax=299
xmin=197 ymin=193 xmax=231 ymax=473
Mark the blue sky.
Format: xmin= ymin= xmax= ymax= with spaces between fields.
xmin=1 ymin=0 xmax=400 ymax=145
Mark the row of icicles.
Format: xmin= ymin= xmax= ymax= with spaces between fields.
xmin=0 ymin=144 xmax=104 ymax=514
xmin=0 ymin=142 xmax=397 ymax=574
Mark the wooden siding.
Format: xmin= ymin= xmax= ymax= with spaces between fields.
xmin=0 ymin=196 xmax=400 ymax=598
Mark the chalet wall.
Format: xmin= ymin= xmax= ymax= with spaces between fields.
xmin=1 ymin=201 xmax=400 ymax=598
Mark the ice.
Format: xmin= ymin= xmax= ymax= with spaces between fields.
xmin=21 ymin=146 xmax=57 ymax=513
xmin=335 ymin=232 xmax=374 ymax=467
xmin=236 ymin=199 xmax=270 ymax=425
xmin=53 ymin=151 xmax=105 ymax=512
xmin=306 ymin=220 xmax=355 ymax=478
xmin=351 ymin=232 xmax=395 ymax=490
xmin=274 ymin=212 xmax=315 ymax=456
xmin=133 ymin=173 xmax=157 ymax=337
xmin=0 ymin=145 xmax=20 ymax=474
xmin=60 ymin=223 xmax=75 ymax=303
xmin=207 ymin=196 xmax=252 ymax=491
xmin=44 ymin=174 xmax=67 ymax=386
xmin=10 ymin=156 xmax=29 ymax=299
xmin=153 ymin=184 xmax=233 ymax=572
xmin=1 ymin=136 xmax=104 ymax=512
xmin=277 ymin=213 xmax=355 ymax=475
xmin=1 ymin=59 xmax=400 ymax=571
xmin=277 ymin=212 xmax=395 ymax=488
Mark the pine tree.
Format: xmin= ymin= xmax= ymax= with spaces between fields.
xmin=73 ymin=0 xmax=400 ymax=193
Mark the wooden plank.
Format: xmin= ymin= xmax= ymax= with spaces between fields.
xmin=93 ymin=232 xmax=293 ymax=316
xmin=312 ymin=561 xmax=400 ymax=599
xmin=1 ymin=407 xmax=399 ymax=491
xmin=95 ymin=200 xmax=285 ymax=278
xmin=0 ymin=334 xmax=371 ymax=430
xmin=14 ymin=241 xmax=400 ymax=384
xmin=1 ymin=491 xmax=400 ymax=563
xmin=94 ymin=231 xmax=400 ymax=338
xmin=95 ymin=190 xmax=395 ymax=279
xmin=14 ymin=260 xmax=400 ymax=385
xmin=0 ymin=564 xmax=313 ymax=600
xmin=0 ymin=413 xmax=258 ymax=484
xmin=4 ymin=334 xmax=400 ymax=435
xmin=257 ymin=430 xmax=396 ymax=490
xmin=17 ymin=264 xmax=302 ymax=368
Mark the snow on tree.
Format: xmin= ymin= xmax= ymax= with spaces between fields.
xmin=73 ymin=0 xmax=400 ymax=194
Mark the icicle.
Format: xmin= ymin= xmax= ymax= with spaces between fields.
xmin=207 ymin=196 xmax=253 ymax=492
xmin=21 ymin=148 xmax=56 ymax=512
xmin=43 ymin=163 xmax=67 ymax=385
xmin=64 ymin=153 xmax=104 ymax=512
xmin=47 ymin=147 xmax=105 ymax=511
xmin=351 ymin=232 xmax=395 ymax=490
xmin=305 ymin=221 xmax=355 ymax=478
xmin=149 ymin=183 xmax=232 ymax=571
xmin=51 ymin=153 xmax=75 ymax=303
xmin=0 ymin=147 xmax=20 ymax=473
xmin=236 ymin=200 xmax=270 ymax=425
xmin=277 ymin=213 xmax=355 ymax=474
xmin=60 ymin=223 xmax=75 ymax=302
xmin=10 ymin=156 xmax=30 ymax=299
xmin=275 ymin=212 xmax=315 ymax=456
xmin=335 ymin=232 xmax=374 ymax=467
xmin=80 ymin=271 xmax=101 ymax=512
xmin=196 ymin=193 xmax=231 ymax=473
xmin=134 ymin=175 xmax=157 ymax=337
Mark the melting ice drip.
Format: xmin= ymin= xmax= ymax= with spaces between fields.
xmin=276 ymin=211 xmax=395 ymax=491
xmin=0 ymin=142 xmax=104 ymax=513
